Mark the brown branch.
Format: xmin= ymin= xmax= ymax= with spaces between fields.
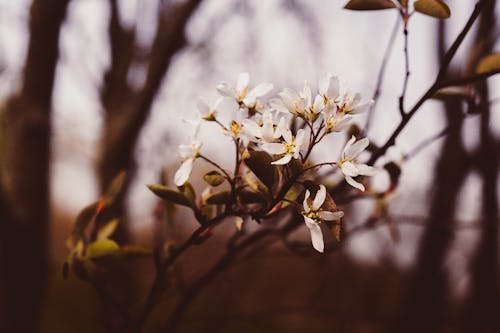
xmin=368 ymin=1 xmax=486 ymax=165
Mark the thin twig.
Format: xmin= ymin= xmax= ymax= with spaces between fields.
xmin=368 ymin=1 xmax=486 ymax=165
xmin=399 ymin=23 xmax=410 ymax=116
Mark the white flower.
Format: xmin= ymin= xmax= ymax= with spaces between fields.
xmin=302 ymin=185 xmax=344 ymax=253
xmin=301 ymin=83 xmax=325 ymax=121
xmin=274 ymin=87 xmax=307 ymax=116
xmin=338 ymin=136 xmax=377 ymax=191
xmin=338 ymin=92 xmax=373 ymax=115
xmin=197 ymin=97 xmax=222 ymax=121
xmin=217 ymin=72 xmax=273 ymax=109
xmin=242 ymin=111 xmax=284 ymax=143
xmin=174 ymin=121 xmax=202 ymax=186
xmin=323 ymin=112 xmax=352 ymax=133
xmin=261 ymin=128 xmax=307 ymax=165
xmin=319 ymin=73 xmax=340 ymax=112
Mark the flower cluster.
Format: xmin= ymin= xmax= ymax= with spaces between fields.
xmin=170 ymin=72 xmax=376 ymax=252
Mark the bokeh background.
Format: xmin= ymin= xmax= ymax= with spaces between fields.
xmin=0 ymin=0 xmax=499 ymax=332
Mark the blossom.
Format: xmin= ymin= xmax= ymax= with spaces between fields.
xmin=302 ymin=185 xmax=344 ymax=253
xmin=319 ymin=73 xmax=340 ymax=107
xmin=217 ymin=72 xmax=273 ymax=109
xmin=174 ymin=121 xmax=202 ymax=186
xmin=261 ymin=128 xmax=307 ymax=165
xmin=242 ymin=111 xmax=285 ymax=143
xmin=274 ymin=86 xmax=307 ymax=116
xmin=323 ymin=111 xmax=352 ymax=133
xmin=337 ymin=136 xmax=377 ymax=191
xmin=338 ymin=92 xmax=373 ymax=115
xmin=301 ymin=83 xmax=326 ymax=121
xmin=197 ymin=97 xmax=222 ymax=121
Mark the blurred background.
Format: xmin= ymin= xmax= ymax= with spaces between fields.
xmin=0 ymin=0 xmax=499 ymax=332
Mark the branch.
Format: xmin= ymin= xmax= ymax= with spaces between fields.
xmin=399 ymin=23 xmax=410 ymax=116
xmin=368 ymin=1 xmax=486 ymax=165
xmin=438 ymin=69 xmax=500 ymax=88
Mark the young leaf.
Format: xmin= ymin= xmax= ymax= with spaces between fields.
xmin=205 ymin=191 xmax=231 ymax=205
xmin=344 ymin=0 xmax=398 ymax=10
xmin=70 ymin=202 xmax=98 ymax=246
xmin=86 ymin=239 xmax=120 ymax=259
xmin=244 ymin=150 xmax=277 ymax=190
xmin=203 ymin=170 xmax=225 ymax=186
xmin=97 ymin=219 xmax=119 ymax=240
xmin=414 ymin=0 xmax=450 ymax=19
xmin=476 ymin=53 xmax=500 ymax=74
xmin=147 ymin=184 xmax=191 ymax=207
xmin=239 ymin=189 xmax=267 ymax=204
xmin=178 ymin=182 xmax=196 ymax=204
xmin=103 ymin=171 xmax=127 ymax=204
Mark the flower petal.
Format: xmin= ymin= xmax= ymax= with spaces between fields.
xmin=351 ymin=100 xmax=374 ymax=114
xmin=345 ymin=137 xmax=369 ymax=159
xmin=271 ymin=154 xmax=293 ymax=165
xmin=174 ymin=158 xmax=194 ymax=186
xmin=345 ymin=175 xmax=365 ymax=191
xmin=318 ymin=210 xmax=344 ymax=221
xmin=249 ymin=83 xmax=273 ymax=98
xmin=341 ymin=161 xmax=360 ymax=177
xmin=236 ymin=72 xmax=250 ymax=93
xmin=197 ymin=98 xmax=210 ymax=115
xmin=216 ymin=83 xmax=235 ymax=97
xmin=304 ymin=216 xmax=324 ymax=253
xmin=312 ymin=185 xmax=326 ymax=210
xmin=303 ymin=190 xmax=311 ymax=212
xmin=342 ymin=135 xmax=356 ymax=157
xmin=356 ymin=163 xmax=377 ymax=176
xmin=262 ymin=143 xmax=286 ymax=155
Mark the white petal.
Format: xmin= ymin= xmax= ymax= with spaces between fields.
xmin=242 ymin=119 xmax=261 ymax=138
xmin=282 ymin=128 xmax=293 ymax=144
xmin=345 ymin=137 xmax=369 ymax=159
xmin=325 ymin=75 xmax=339 ymax=100
xmin=248 ymin=83 xmax=273 ymax=98
xmin=274 ymin=117 xmax=288 ymax=139
xmin=262 ymin=143 xmax=286 ymax=155
xmin=300 ymin=82 xmax=312 ymax=106
xmin=261 ymin=114 xmax=274 ymax=142
xmin=312 ymin=185 xmax=326 ymax=210
xmin=216 ymin=83 xmax=235 ymax=97
xmin=335 ymin=116 xmax=351 ymax=131
xmin=197 ymin=98 xmax=210 ymax=115
xmin=178 ymin=144 xmax=194 ymax=159
xmin=343 ymin=135 xmax=356 ymax=157
xmin=303 ymin=190 xmax=311 ymax=212
xmin=318 ymin=210 xmax=344 ymax=221
xmin=271 ymin=154 xmax=293 ymax=165
xmin=345 ymin=175 xmax=365 ymax=191
xmin=304 ymin=216 xmax=324 ymax=253
xmin=312 ymin=94 xmax=325 ymax=113
xmin=356 ymin=163 xmax=377 ymax=176
xmin=174 ymin=158 xmax=194 ymax=186
xmin=341 ymin=161 xmax=360 ymax=177
xmin=295 ymin=129 xmax=307 ymax=150
xmin=236 ymin=72 xmax=250 ymax=93
xmin=351 ymin=100 xmax=373 ymax=114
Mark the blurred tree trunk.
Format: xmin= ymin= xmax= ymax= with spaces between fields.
xmin=0 ymin=0 xmax=69 ymax=331
xmin=97 ymin=0 xmax=202 ymax=242
xmin=460 ymin=0 xmax=500 ymax=331
xmin=387 ymin=20 xmax=470 ymax=333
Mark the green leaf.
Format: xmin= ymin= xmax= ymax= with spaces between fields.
xmin=97 ymin=219 xmax=119 ymax=240
xmin=244 ymin=150 xmax=277 ymax=190
xmin=205 ymin=191 xmax=231 ymax=205
xmin=178 ymin=182 xmax=196 ymax=204
xmin=103 ymin=171 xmax=127 ymax=204
xmin=476 ymin=53 xmax=500 ymax=74
xmin=147 ymin=184 xmax=191 ymax=207
xmin=70 ymin=202 xmax=98 ymax=246
xmin=203 ymin=170 xmax=225 ymax=186
xmin=86 ymin=239 xmax=120 ymax=259
xmin=344 ymin=0 xmax=398 ymax=10
xmin=414 ymin=0 xmax=450 ymax=19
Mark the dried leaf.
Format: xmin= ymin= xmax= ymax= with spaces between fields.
xmin=244 ymin=149 xmax=277 ymax=190
xmin=414 ymin=0 xmax=450 ymax=19
xmin=344 ymin=0 xmax=398 ymax=10
xmin=476 ymin=53 xmax=500 ymax=74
